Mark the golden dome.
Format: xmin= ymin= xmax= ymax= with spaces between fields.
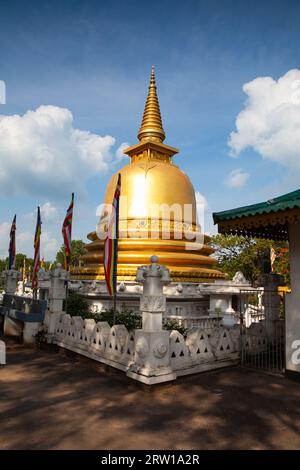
xmin=73 ymin=68 xmax=225 ymax=282
xmin=103 ymin=160 xmax=197 ymax=224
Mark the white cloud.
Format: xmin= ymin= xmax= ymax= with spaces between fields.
xmin=18 ymin=231 xmax=32 ymax=244
xmin=0 ymin=105 xmax=117 ymax=197
xmin=0 ymin=220 xmax=59 ymax=261
xmin=225 ymin=169 xmax=249 ymax=189
xmin=195 ymin=191 xmax=208 ymax=212
xmin=116 ymin=142 xmax=129 ymax=160
xmin=229 ymin=69 xmax=300 ymax=169
xmin=0 ymin=225 xmax=33 ymax=258
xmin=194 ymin=191 xmax=218 ymax=236
xmin=0 ymin=222 xmax=10 ymax=258
xmin=25 ymin=202 xmax=58 ymax=222
xmin=17 ymin=231 xmax=33 ymax=258
xmin=41 ymin=231 xmax=60 ymax=260
xmin=41 ymin=202 xmax=58 ymax=221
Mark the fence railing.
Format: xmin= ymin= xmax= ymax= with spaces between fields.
xmin=239 ymin=289 xmax=285 ymax=375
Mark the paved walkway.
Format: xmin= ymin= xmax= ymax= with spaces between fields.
xmin=1 ymin=340 xmax=300 ymax=450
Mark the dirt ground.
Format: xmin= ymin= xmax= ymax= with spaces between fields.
xmin=1 ymin=339 xmax=300 ymax=450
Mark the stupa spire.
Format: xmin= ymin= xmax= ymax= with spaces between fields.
xmin=137 ymin=66 xmax=166 ymax=143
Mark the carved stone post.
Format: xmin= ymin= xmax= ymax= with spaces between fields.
xmin=49 ymin=264 xmax=69 ymax=314
xmin=1 ymin=269 xmax=21 ymax=338
xmin=37 ymin=269 xmax=51 ymax=303
xmin=45 ymin=265 xmax=69 ymax=338
xmin=258 ymin=273 xmax=284 ymax=337
xmin=127 ymin=255 xmax=177 ymax=384
xmin=3 ymin=269 xmax=20 ymax=295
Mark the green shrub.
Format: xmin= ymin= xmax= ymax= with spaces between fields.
xmin=163 ymin=319 xmax=188 ymax=337
xmin=65 ymin=292 xmax=91 ymax=318
xmin=65 ymin=294 xmax=187 ymax=336
xmin=95 ymin=307 xmax=142 ymax=330
xmin=34 ymin=329 xmax=47 ymax=348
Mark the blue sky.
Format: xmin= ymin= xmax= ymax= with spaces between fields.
xmin=1 ymin=0 xmax=300 ymax=259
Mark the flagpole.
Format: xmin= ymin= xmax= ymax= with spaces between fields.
xmin=65 ymin=279 xmax=69 ymax=315
xmin=114 ymin=174 xmax=121 ymax=324
xmin=62 ymin=193 xmax=74 ymax=315
xmin=112 ymin=238 xmax=118 ymax=324
xmin=32 ymin=206 xmax=41 ymax=300
xmin=103 ymin=174 xmax=121 ymax=325
xmin=22 ymin=258 xmax=26 ymax=293
xmin=113 ymin=255 xmax=118 ymax=323
xmin=64 ymin=251 xmax=69 ymax=315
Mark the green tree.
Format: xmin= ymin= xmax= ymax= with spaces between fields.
xmin=0 ymin=253 xmax=34 ymax=272
xmin=15 ymin=253 xmax=34 ymax=271
xmin=55 ymin=239 xmax=87 ymax=268
xmin=0 ymin=259 xmax=7 ymax=272
xmin=271 ymin=243 xmax=290 ymax=285
xmin=65 ymin=292 xmax=90 ymax=317
xmin=209 ymin=234 xmax=273 ymax=284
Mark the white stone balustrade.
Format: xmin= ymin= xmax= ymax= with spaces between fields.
xmin=49 ymin=311 xmax=240 ymax=380
xmin=52 ymin=313 xmax=135 ymax=370
xmin=44 ymin=256 xmax=241 ymax=384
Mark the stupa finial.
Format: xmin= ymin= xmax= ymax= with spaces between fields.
xmin=137 ymin=67 xmax=166 ymax=143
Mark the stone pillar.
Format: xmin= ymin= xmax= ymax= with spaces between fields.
xmin=44 ymin=265 xmax=69 ymax=339
xmin=286 ymin=222 xmax=300 ymax=377
xmin=258 ymin=273 xmax=284 ymax=337
xmin=3 ymin=269 xmax=20 ymax=294
xmin=2 ymin=269 xmax=22 ymax=339
xmin=127 ymin=255 xmax=177 ymax=385
xmin=37 ymin=269 xmax=51 ymax=302
xmin=49 ymin=264 xmax=69 ymax=314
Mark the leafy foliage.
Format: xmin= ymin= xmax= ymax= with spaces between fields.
xmin=209 ymin=234 xmax=272 ymax=283
xmin=0 ymin=253 xmax=33 ymax=271
xmin=209 ymin=234 xmax=290 ymax=285
xmin=0 ymin=253 xmax=52 ymax=273
xmin=0 ymin=259 xmax=7 ymax=272
xmin=65 ymin=292 xmax=91 ymax=318
xmin=55 ymin=239 xmax=87 ymax=268
xmin=34 ymin=329 xmax=47 ymax=348
xmin=271 ymin=244 xmax=290 ymax=285
xmin=162 ymin=319 xmax=188 ymax=337
xmin=65 ymin=297 xmax=187 ymax=335
xmin=95 ymin=308 xmax=142 ymax=330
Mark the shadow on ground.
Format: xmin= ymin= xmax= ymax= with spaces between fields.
xmin=1 ymin=338 xmax=300 ymax=450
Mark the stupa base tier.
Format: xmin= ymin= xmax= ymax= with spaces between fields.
xmin=66 ymin=278 xmax=214 ymax=330
xmin=71 ymin=265 xmax=226 ymax=283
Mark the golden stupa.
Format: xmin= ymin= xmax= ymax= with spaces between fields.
xmin=73 ymin=68 xmax=225 ymax=282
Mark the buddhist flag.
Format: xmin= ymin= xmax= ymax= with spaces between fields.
xmin=270 ymin=247 xmax=276 ymax=272
xmin=104 ymin=173 xmax=121 ymax=296
xmin=22 ymin=257 xmax=26 ymax=282
xmin=62 ymin=193 xmax=74 ymax=271
xmin=8 ymin=214 xmax=16 ymax=269
xmin=32 ymin=206 xmax=42 ymax=290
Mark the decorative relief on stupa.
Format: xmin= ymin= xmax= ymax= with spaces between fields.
xmin=138 ymin=161 xmax=157 ymax=178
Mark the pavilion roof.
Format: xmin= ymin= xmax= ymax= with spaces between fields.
xmin=213 ymin=189 xmax=300 ymax=241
